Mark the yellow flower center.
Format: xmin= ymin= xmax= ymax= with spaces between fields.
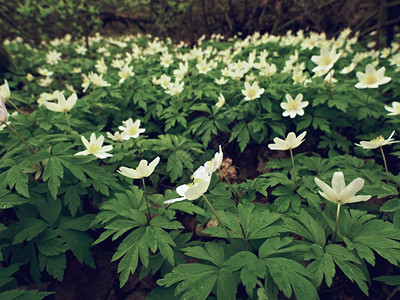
xmin=371 ymin=136 xmax=384 ymax=143
xmin=128 ymin=127 xmax=139 ymax=136
xmin=365 ymin=74 xmax=377 ymax=85
xmin=247 ymin=88 xmax=257 ymax=98
xmin=88 ymin=144 xmax=100 ymax=153
xmin=288 ymin=101 xmax=298 ymax=110
xmin=321 ymin=56 xmax=332 ymax=66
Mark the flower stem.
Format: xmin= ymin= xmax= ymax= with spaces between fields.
xmin=64 ymin=111 xmax=72 ymax=131
xmin=380 ymin=146 xmax=390 ymax=184
xmin=333 ymin=203 xmax=341 ymax=243
xmin=7 ymin=99 xmax=23 ymax=114
xmin=289 ymin=148 xmax=298 ymax=188
xmin=4 ymin=122 xmax=35 ymax=154
xmin=365 ymin=89 xmax=371 ymax=104
xmin=141 ymin=178 xmax=151 ymax=224
xmin=202 ymin=194 xmax=235 ymax=245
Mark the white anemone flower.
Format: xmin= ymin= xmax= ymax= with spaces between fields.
xmin=204 ymin=145 xmax=223 ymax=174
xmin=0 ymin=79 xmax=10 ymax=100
xmin=355 ymin=64 xmax=391 ymax=89
xmin=119 ymin=118 xmax=145 ymax=140
xmin=314 ymin=172 xmax=371 ymax=204
xmin=385 ymin=102 xmax=400 ymax=116
xmin=118 ymin=157 xmax=160 ymax=179
xmin=164 ymin=166 xmax=212 ymax=204
xmin=216 ymin=94 xmax=225 ymax=109
xmin=311 ymin=47 xmax=341 ymax=74
xmin=242 ymin=81 xmax=264 ymax=101
xmin=268 ymin=131 xmax=307 ymax=150
xmin=75 ymin=133 xmax=113 ymax=159
xmin=280 ymin=93 xmax=309 ymax=118
xmin=42 ymin=91 xmax=77 ymax=112
xmin=355 ymin=130 xmax=397 ymax=149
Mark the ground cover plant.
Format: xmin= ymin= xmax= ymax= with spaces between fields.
xmin=1 ymin=29 xmax=400 ymax=299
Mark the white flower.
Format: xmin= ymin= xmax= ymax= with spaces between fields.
xmin=75 ymin=133 xmax=113 ymax=159
xmin=165 ymin=80 xmax=184 ymax=96
xmin=42 ymin=92 xmax=77 ymax=112
xmin=0 ymin=99 xmax=8 ymax=124
xmin=39 ymin=77 xmax=53 ymax=87
xmin=280 ymin=93 xmax=309 ymax=118
xmin=0 ymin=79 xmax=10 ymax=100
xmin=242 ymin=81 xmax=264 ymax=101
xmin=75 ymin=45 xmax=87 ymax=55
xmin=355 ymin=130 xmax=397 ymax=149
xmin=95 ymin=58 xmax=108 ymax=74
xmin=385 ymin=102 xmax=400 ymax=116
xmin=216 ymin=93 xmax=225 ymax=109
xmin=339 ymin=62 xmax=356 ymax=74
xmin=159 ymin=74 xmax=172 ymax=89
xmin=164 ymin=166 xmax=212 ymax=204
xmin=215 ymin=77 xmax=228 ymax=85
xmin=118 ymin=64 xmax=134 ymax=84
xmin=268 ymin=131 xmax=307 ymax=150
xmin=88 ymin=72 xmax=111 ymax=88
xmin=355 ymin=64 xmax=391 ymax=89
xmin=118 ymin=157 xmax=160 ymax=179
xmin=204 ymin=145 xmax=223 ymax=174
xmin=46 ymin=50 xmax=62 ymax=65
xmin=106 ymin=131 xmax=124 ymax=142
xmin=311 ymin=47 xmax=341 ymax=74
xmin=118 ymin=118 xmax=145 ymax=140
xmin=314 ymin=172 xmax=371 ymax=204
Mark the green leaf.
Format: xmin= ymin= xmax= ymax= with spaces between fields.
xmin=38 ymin=252 xmax=66 ymax=281
xmin=64 ymin=185 xmax=83 ymax=216
xmin=158 ymin=263 xmax=219 ymax=300
xmin=59 ymin=229 xmax=95 ymax=267
xmin=6 ymin=165 xmax=29 ymax=197
xmin=183 ymin=242 xmax=225 ymax=267
xmin=307 ymin=248 xmax=336 ymax=287
xmin=224 ymin=251 xmax=266 ymax=296
xmin=33 ymin=194 xmax=61 ymax=226
xmin=42 ymin=157 xmax=64 ymax=199
xmin=7 ymin=218 xmax=48 ymax=244
xmin=35 ymin=229 xmax=68 ymax=256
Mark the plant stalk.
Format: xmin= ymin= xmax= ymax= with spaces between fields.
xmin=289 ymin=148 xmax=298 ymax=188
xmin=202 ymin=194 xmax=235 ymax=245
xmin=365 ymin=89 xmax=371 ymax=104
xmin=7 ymin=99 xmax=23 ymax=114
xmin=4 ymin=122 xmax=35 ymax=154
xmin=64 ymin=111 xmax=72 ymax=131
xmin=333 ymin=203 xmax=341 ymax=243
xmin=141 ymin=178 xmax=152 ymax=224
xmin=218 ymin=169 xmax=239 ymax=203
xmin=380 ymin=146 xmax=390 ymax=184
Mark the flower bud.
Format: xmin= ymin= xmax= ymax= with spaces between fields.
xmin=0 ymin=80 xmax=10 ymax=101
xmin=0 ymin=99 xmax=9 ymax=124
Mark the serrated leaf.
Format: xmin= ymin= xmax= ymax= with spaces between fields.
xmin=38 ymin=253 xmax=66 ymax=281
xmin=59 ymin=229 xmax=95 ymax=267
xmin=42 ymin=157 xmax=64 ymax=199
xmin=6 ymin=165 xmax=29 ymax=197
xmin=8 ymin=218 xmax=48 ymax=244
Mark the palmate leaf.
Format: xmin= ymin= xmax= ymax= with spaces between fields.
xmin=4 ymin=218 xmax=48 ymax=245
xmin=259 ymin=237 xmax=319 ymax=300
xmin=38 ymin=252 xmax=66 ymax=281
xmin=224 ymin=251 xmax=266 ymax=297
xmin=342 ymin=209 xmax=400 ymax=267
xmin=326 ymin=244 xmax=369 ymax=295
xmin=158 ymin=242 xmax=236 ymax=300
xmin=42 ymin=156 xmax=64 ymax=199
xmin=307 ymin=245 xmax=336 ymax=287
xmin=5 ymin=165 xmax=30 ymax=197
xmin=0 ymin=289 xmax=54 ymax=300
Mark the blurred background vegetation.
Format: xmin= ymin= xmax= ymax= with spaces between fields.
xmin=0 ymin=0 xmax=399 ymax=46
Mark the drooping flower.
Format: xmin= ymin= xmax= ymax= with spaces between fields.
xmin=216 ymin=93 xmax=225 ymax=109
xmin=280 ymin=93 xmax=309 ymax=118
xmin=42 ymin=91 xmax=77 ymax=112
xmin=242 ymin=81 xmax=264 ymax=101
xmin=164 ymin=166 xmax=212 ymax=204
xmin=355 ymin=64 xmax=391 ymax=89
xmin=75 ymin=133 xmax=113 ymax=159
xmin=118 ymin=157 xmax=160 ymax=179
xmin=0 ymin=99 xmax=8 ymax=124
xmin=106 ymin=131 xmax=124 ymax=142
xmin=314 ymin=172 xmax=371 ymax=204
xmin=355 ymin=130 xmax=397 ymax=149
xmin=0 ymin=79 xmax=10 ymax=100
xmin=118 ymin=118 xmax=145 ymax=140
xmin=268 ymin=131 xmax=307 ymax=150
xmin=385 ymin=102 xmax=400 ymax=116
